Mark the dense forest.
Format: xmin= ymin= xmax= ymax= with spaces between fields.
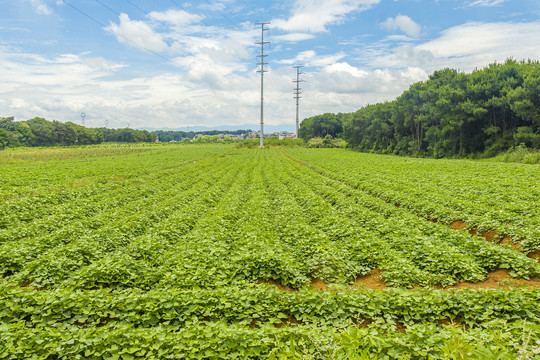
xmin=300 ymin=59 xmax=540 ymax=157
xmin=0 ymin=117 xmax=156 ymax=149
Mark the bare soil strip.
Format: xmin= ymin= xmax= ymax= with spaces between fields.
xmin=258 ymin=267 xmax=540 ymax=292
xmin=355 ymin=268 xmax=388 ymax=290
xmin=447 ymin=269 xmax=540 ymax=290
xmin=310 ymin=278 xmax=330 ymax=291
xmin=449 ymin=221 xmax=536 ymax=258
xmin=257 ymin=279 xmax=297 ymax=293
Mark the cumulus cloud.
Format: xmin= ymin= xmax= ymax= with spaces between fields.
xmin=300 ymin=65 xmax=429 ymax=115
xmin=381 ymin=14 xmax=421 ymax=37
xmin=324 ymin=62 xmax=368 ymax=77
xmin=0 ymin=46 xmax=266 ymax=128
xmin=367 ymin=21 xmax=540 ymax=72
xmin=317 ymin=63 xmax=394 ymax=94
xmin=107 ymin=14 xmax=169 ymax=53
xmin=273 ymin=0 xmax=381 ymax=33
xmin=417 ymin=21 xmax=540 ymax=68
xmin=29 ymin=0 xmax=52 ymax=15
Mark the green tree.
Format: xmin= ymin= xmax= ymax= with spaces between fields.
xmin=299 ymin=113 xmax=343 ymax=141
xmin=26 ymin=117 xmax=56 ymax=146
xmin=52 ymin=121 xmax=77 ymax=145
xmin=0 ymin=128 xmax=16 ymax=149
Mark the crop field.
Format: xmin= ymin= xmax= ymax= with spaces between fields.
xmin=1 ymin=144 xmax=540 ymax=359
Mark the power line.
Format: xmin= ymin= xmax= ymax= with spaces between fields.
xmin=209 ymin=0 xmax=248 ymax=25
xmin=94 ymin=0 xmax=170 ymax=49
xmin=94 ymin=0 xmax=121 ymax=17
xmin=125 ymin=0 xmax=173 ymax=28
xmin=204 ymin=0 xmax=242 ymax=30
xmin=167 ymin=0 xmax=212 ymax=28
xmin=62 ymin=0 xmax=170 ymax=62
xmin=94 ymin=0 xmax=185 ymax=55
xmin=255 ymin=22 xmax=270 ymax=148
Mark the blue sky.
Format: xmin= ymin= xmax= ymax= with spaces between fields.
xmin=1 ymin=0 xmax=539 ymax=130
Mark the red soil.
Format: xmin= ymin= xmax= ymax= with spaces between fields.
xmin=355 ymin=268 xmax=388 ymax=290
xmin=448 ymin=269 xmax=540 ymax=290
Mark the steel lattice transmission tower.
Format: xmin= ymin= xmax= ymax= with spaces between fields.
xmin=293 ymin=66 xmax=304 ymax=139
xmin=255 ymin=22 xmax=270 ymax=148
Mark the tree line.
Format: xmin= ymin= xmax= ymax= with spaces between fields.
xmin=299 ymin=59 xmax=540 ymax=157
xmin=154 ymin=129 xmax=250 ymax=142
xmin=0 ymin=117 xmax=156 ymax=149
xmin=0 ymin=116 xmax=257 ymax=150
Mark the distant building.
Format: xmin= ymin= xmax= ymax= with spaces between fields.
xmin=245 ymin=132 xmax=294 ymax=140
xmin=229 ymin=134 xmax=245 ymax=140
xmin=278 ymin=132 xmax=296 ymax=139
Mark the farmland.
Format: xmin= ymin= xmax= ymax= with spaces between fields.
xmin=1 ymin=144 xmax=540 ymax=359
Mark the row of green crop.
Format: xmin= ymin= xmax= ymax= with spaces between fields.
xmin=0 ymin=144 xmax=232 ymax=201
xmin=2 ymin=319 xmax=538 ymax=360
xmin=1 ymin=145 xmax=540 ymax=359
xmin=2 ymin=147 xmax=538 ymax=290
xmin=3 ymin=285 xmax=540 ymax=329
xmin=0 ymin=145 xmax=233 ymax=238
xmin=2 ymin=286 xmax=540 ymax=359
xmin=284 ymin=148 xmax=540 ymax=252
xmin=0 ymin=146 xmax=240 ymax=289
xmin=2 ymin=170 xmax=240 ymax=290
xmin=277 ymin=150 xmax=539 ymax=286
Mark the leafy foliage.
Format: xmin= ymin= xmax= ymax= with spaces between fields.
xmin=1 ymin=144 xmax=539 ymax=358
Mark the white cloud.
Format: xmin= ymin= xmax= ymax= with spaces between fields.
xmin=277 ymin=50 xmax=316 ymax=65
xmin=148 ymin=9 xmax=203 ymax=26
xmin=381 ymin=14 xmax=421 ymax=37
xmin=309 ymin=53 xmax=348 ymax=67
xmin=0 ymin=40 xmax=425 ymax=129
xmin=417 ymin=22 xmax=540 ymax=67
xmin=278 ymin=50 xmax=346 ymax=66
xmin=107 ymin=14 xmax=168 ymax=53
xmin=384 ymin=35 xmax=415 ymax=42
xmin=29 ymin=0 xmax=52 ymax=15
xmin=273 ymin=0 xmax=381 ymax=33
xmin=301 ymin=65 xmax=428 ymax=114
xmin=324 ymin=62 xmax=368 ymax=77
xmin=400 ymin=67 xmax=429 ymax=82
xmin=273 ymin=33 xmax=315 ymax=42
xmin=0 ymin=46 xmax=269 ymax=128
xmin=368 ymin=21 xmax=540 ymax=72
xmin=316 ymin=65 xmax=395 ymax=94
xmin=466 ymin=0 xmax=506 ymax=7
